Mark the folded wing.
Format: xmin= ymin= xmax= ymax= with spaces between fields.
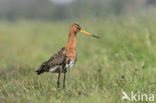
xmin=35 ymin=47 xmax=66 ymax=75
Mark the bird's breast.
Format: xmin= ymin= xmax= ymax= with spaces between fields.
xmin=65 ymin=48 xmax=76 ymax=58
xmin=65 ymin=48 xmax=77 ymax=72
xmin=66 ymin=59 xmax=76 ymax=72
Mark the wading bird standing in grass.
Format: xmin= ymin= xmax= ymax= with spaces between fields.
xmin=35 ymin=24 xmax=99 ymax=89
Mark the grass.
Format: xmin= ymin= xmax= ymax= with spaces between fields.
xmin=0 ymin=16 xmax=156 ymax=103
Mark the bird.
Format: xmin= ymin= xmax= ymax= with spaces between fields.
xmin=35 ymin=24 xmax=99 ymax=89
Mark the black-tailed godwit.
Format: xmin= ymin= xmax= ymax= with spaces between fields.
xmin=36 ymin=24 xmax=99 ymax=89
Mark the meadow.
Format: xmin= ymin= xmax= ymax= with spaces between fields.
xmin=0 ymin=15 xmax=156 ymax=103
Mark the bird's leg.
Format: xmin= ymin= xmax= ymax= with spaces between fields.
xmin=57 ymin=73 xmax=60 ymax=88
xmin=63 ymin=72 xmax=66 ymax=89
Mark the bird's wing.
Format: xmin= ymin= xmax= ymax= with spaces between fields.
xmin=47 ymin=47 xmax=66 ymax=67
xmin=36 ymin=47 xmax=66 ymax=74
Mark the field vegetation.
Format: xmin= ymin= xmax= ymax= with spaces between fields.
xmin=0 ymin=15 xmax=156 ymax=103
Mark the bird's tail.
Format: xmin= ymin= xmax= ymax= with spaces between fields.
xmin=35 ymin=69 xmax=45 ymax=75
xmin=35 ymin=61 xmax=48 ymax=75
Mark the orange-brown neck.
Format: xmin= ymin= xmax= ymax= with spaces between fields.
xmin=65 ymin=29 xmax=77 ymax=49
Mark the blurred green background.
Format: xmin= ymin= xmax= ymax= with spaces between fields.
xmin=0 ymin=0 xmax=156 ymax=21
xmin=0 ymin=0 xmax=156 ymax=103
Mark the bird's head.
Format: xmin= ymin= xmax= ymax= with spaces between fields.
xmin=70 ymin=23 xmax=99 ymax=39
xmin=70 ymin=23 xmax=81 ymax=33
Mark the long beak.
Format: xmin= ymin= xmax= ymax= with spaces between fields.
xmin=80 ymin=30 xmax=100 ymax=39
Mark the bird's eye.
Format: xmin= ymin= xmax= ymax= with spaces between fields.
xmin=76 ymin=27 xmax=81 ymax=30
